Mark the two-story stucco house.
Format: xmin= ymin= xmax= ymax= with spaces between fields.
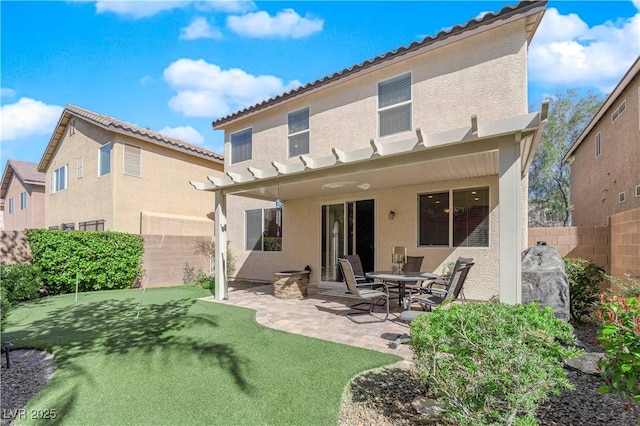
xmin=192 ymin=0 xmax=549 ymax=303
xmin=39 ymin=105 xmax=225 ymax=236
xmin=564 ymin=56 xmax=640 ymax=226
xmin=0 ymin=159 xmax=46 ymax=231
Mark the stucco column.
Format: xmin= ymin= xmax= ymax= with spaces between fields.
xmin=498 ymin=134 xmax=522 ymax=304
xmin=214 ymin=190 xmax=227 ymax=300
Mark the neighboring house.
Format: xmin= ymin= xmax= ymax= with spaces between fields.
xmin=564 ymin=57 xmax=640 ymax=226
xmin=38 ymin=105 xmax=224 ymax=236
xmin=0 ymin=159 xmax=46 ymax=231
xmin=192 ymin=0 xmax=548 ymax=303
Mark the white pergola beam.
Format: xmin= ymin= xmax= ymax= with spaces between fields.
xmin=214 ymin=191 xmax=227 ymax=300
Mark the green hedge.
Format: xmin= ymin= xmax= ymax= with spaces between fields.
xmin=564 ymin=257 xmax=604 ymax=322
xmin=0 ymin=263 xmax=42 ymax=303
xmin=26 ymin=229 xmax=144 ymax=295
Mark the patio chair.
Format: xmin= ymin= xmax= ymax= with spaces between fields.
xmin=337 ymin=258 xmax=389 ymax=323
xmin=408 ymin=257 xmax=474 ymax=311
xmin=399 ymin=256 xmax=425 ymax=309
xmin=342 ymin=254 xmax=369 ymax=284
xmin=423 ymin=257 xmax=473 ymax=302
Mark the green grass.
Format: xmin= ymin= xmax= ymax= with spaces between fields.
xmin=3 ymin=286 xmax=399 ymax=425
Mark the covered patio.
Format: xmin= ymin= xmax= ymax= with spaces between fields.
xmin=200 ymin=283 xmax=415 ymax=360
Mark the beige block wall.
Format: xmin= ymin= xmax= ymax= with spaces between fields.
xmin=528 ymin=226 xmax=611 ymax=270
xmin=610 ymin=207 xmax=640 ymax=279
xmin=227 ymin=175 xmax=504 ymax=301
xmin=224 ymin=20 xmax=528 ymax=174
xmin=141 ymin=234 xmax=211 ymax=287
xmin=571 ymin=73 xmax=640 ymax=226
xmin=0 ymin=230 xmax=31 ymax=264
xmin=3 ymin=175 xmax=45 ymax=231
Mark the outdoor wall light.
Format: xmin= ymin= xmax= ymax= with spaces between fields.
xmin=388 ymin=211 xmax=396 ymax=220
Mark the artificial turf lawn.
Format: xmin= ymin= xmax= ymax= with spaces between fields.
xmin=3 ymin=286 xmax=400 ymax=425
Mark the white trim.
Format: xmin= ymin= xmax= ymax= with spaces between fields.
xmin=123 ymin=143 xmax=142 ymax=177
xmin=77 ymin=156 xmax=83 ymax=179
xmin=595 ymin=132 xmax=601 ymax=158
xmin=635 ymin=185 xmax=640 ymax=197
xmin=98 ymin=142 xmax=112 ymax=177
xmin=287 ymin=106 xmax=310 ymax=158
xmin=611 ymin=99 xmax=626 ymax=123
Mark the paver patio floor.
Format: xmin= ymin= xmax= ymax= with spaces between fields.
xmin=200 ymin=284 xmax=415 ymax=360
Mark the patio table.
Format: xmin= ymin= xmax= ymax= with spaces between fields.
xmin=366 ymin=270 xmax=439 ymax=309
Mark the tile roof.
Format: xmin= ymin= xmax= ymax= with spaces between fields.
xmin=213 ymin=0 xmax=547 ymax=128
xmin=39 ymin=104 xmax=224 ymax=171
xmin=1 ymin=159 xmax=45 ymax=199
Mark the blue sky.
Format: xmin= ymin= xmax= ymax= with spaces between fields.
xmin=2 ymin=0 xmax=639 ymax=164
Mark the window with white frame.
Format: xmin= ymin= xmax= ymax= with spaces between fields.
xmin=52 ymin=165 xmax=68 ymax=193
xmin=288 ymin=107 xmax=309 ymax=157
xmin=418 ymin=187 xmax=490 ymax=247
xmin=8 ymin=198 xmax=13 ymax=214
xmin=611 ymin=100 xmax=626 ymax=123
xmin=98 ymin=143 xmax=111 ymax=176
xmin=231 ymin=128 xmax=252 ymax=164
xmin=378 ymin=73 xmax=412 ymax=137
xmin=77 ymin=157 xmax=83 ymax=179
xmin=245 ymin=208 xmax=282 ymax=251
xmin=20 ymin=191 xmax=27 ymax=210
xmin=124 ymin=144 xmax=142 ymax=177
xmin=636 ymin=185 xmax=640 ymax=197
xmin=595 ymin=132 xmax=601 ymax=157
xmin=619 ymin=192 xmax=626 ymax=203
xmin=69 ymin=119 xmax=76 ymax=136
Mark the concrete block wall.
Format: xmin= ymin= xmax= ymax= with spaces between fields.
xmin=0 ymin=231 xmax=31 ymax=264
xmin=528 ymin=225 xmax=611 ymax=270
xmin=610 ymin=207 xmax=640 ymax=279
xmin=141 ymin=235 xmax=211 ymax=287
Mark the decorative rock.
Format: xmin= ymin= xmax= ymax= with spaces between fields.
xmin=412 ymin=396 xmax=445 ymax=424
xmin=521 ymin=245 xmax=570 ymax=321
xmin=565 ymin=352 xmax=605 ymax=376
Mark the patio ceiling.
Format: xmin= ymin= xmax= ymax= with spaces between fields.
xmin=191 ymin=103 xmax=548 ymax=203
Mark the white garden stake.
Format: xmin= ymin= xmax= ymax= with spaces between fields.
xmin=75 ymin=271 xmax=79 ymax=302
xmin=136 ymin=276 xmax=150 ymax=319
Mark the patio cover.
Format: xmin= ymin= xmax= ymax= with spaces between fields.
xmin=191 ymin=102 xmax=549 ymax=303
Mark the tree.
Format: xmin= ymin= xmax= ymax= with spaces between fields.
xmin=529 ymin=90 xmax=602 ymax=226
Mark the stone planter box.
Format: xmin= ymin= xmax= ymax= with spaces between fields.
xmin=273 ymin=270 xmax=310 ymax=299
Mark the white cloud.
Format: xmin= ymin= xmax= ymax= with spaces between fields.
xmin=529 ymin=7 xmax=640 ymax=92
xmin=195 ymin=0 xmax=256 ymax=14
xmin=0 ymin=98 xmax=63 ymax=142
xmin=227 ymin=8 xmax=323 ymax=39
xmin=180 ymin=17 xmax=222 ymax=40
xmin=1 ymin=88 xmax=16 ymax=100
xmin=140 ymin=76 xmax=153 ymax=85
xmin=95 ymin=1 xmax=188 ymax=19
xmin=163 ymin=58 xmax=301 ymax=118
xmin=158 ymin=125 xmax=205 ymax=145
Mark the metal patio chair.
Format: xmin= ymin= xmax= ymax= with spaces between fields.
xmin=338 ymin=258 xmax=389 ymax=323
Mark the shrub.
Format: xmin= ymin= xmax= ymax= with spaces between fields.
xmin=597 ymin=295 xmax=640 ymax=403
xmin=605 ymin=274 xmax=640 ymax=299
xmin=410 ymin=302 xmax=581 ymax=425
xmin=0 ymin=286 xmax=10 ymax=332
xmin=0 ymin=263 xmax=42 ymax=303
xmin=26 ymin=229 xmax=144 ymax=295
xmin=564 ymin=258 xmax=604 ymax=322
xmin=195 ymin=271 xmax=215 ymax=290
xmin=194 ymin=240 xmax=236 ymax=277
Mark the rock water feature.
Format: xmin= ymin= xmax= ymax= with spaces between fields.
xmin=521 ymin=244 xmax=571 ymax=321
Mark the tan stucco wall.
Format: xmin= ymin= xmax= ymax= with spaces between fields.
xmin=227 ymin=176 xmax=506 ymax=301
xmin=571 ymin=74 xmax=640 ymax=226
xmin=224 ymin=20 xmax=528 ymax=174
xmin=4 ymin=174 xmax=45 ymax=231
xmin=44 ymin=117 xmax=224 ymax=235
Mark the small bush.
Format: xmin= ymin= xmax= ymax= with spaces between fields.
xmin=26 ymin=229 xmax=144 ymax=295
xmin=0 ymin=263 xmax=42 ymax=303
xmin=0 ymin=286 xmax=10 ymax=332
xmin=597 ymin=295 xmax=640 ymax=403
xmin=411 ymin=302 xmax=581 ymax=425
xmin=195 ymin=271 xmax=215 ymax=290
xmin=564 ymin=258 xmax=604 ymax=322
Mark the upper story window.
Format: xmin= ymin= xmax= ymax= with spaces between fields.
xmin=595 ymin=132 xmax=601 ymax=158
xmin=635 ymin=185 xmax=640 ymax=197
xmin=288 ymin=107 xmax=310 ymax=157
xmin=20 ymin=191 xmax=27 ymax=210
xmin=52 ymin=165 xmax=68 ymax=193
xmin=418 ymin=187 xmax=490 ymax=248
xmin=77 ymin=157 xmax=83 ymax=179
xmin=8 ymin=198 xmax=14 ymax=214
xmin=245 ymin=208 xmax=282 ymax=252
xmin=69 ymin=119 xmax=76 ymax=136
xmin=611 ymin=100 xmax=626 ymax=123
xmin=124 ymin=144 xmax=142 ymax=177
xmin=619 ymin=191 xmax=626 ymax=203
xmin=99 ymin=143 xmax=111 ymax=176
xmin=378 ymin=73 xmax=412 ymax=137
xmin=231 ymin=128 xmax=252 ymax=164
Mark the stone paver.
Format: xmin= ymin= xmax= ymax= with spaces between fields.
xmin=200 ymin=284 xmax=415 ymax=360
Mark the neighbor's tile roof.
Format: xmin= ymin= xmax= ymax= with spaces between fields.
xmin=1 ymin=159 xmax=45 ymax=199
xmin=213 ymin=0 xmax=547 ymax=128
xmin=39 ymin=104 xmax=224 ymax=171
